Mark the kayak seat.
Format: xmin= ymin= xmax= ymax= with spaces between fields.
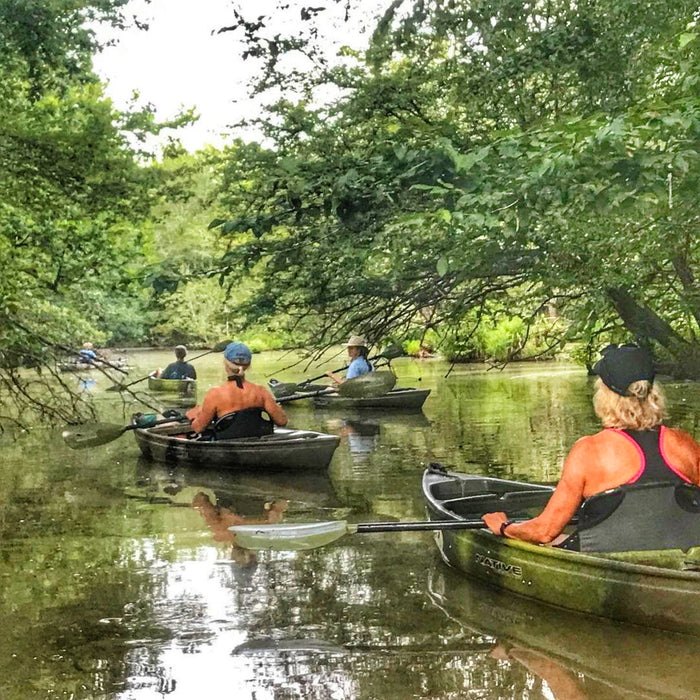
xmin=212 ymin=408 xmax=274 ymax=440
xmin=559 ymin=481 xmax=700 ymax=553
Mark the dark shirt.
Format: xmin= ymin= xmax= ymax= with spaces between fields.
xmin=161 ymin=360 xmax=196 ymax=380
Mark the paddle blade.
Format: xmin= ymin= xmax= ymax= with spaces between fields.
xmin=230 ymin=520 xmax=353 ymax=551
xmin=378 ymin=344 xmax=404 ymax=361
xmin=338 ymin=371 xmax=396 ymax=398
xmin=268 ymin=380 xmax=299 ymax=399
xmin=62 ymin=423 xmax=126 ymax=449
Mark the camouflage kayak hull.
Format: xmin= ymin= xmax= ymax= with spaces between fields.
xmin=423 ymin=468 xmax=700 ymax=635
xmin=147 ymin=377 xmax=197 ymax=396
xmin=135 ymin=423 xmax=340 ymax=471
xmin=312 ymin=387 xmax=430 ymax=409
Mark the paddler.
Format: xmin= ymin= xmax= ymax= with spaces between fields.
xmin=482 ymin=344 xmax=700 ymax=544
xmin=186 ymin=341 xmax=287 ymax=436
xmin=160 ymin=345 xmax=197 ymax=380
xmin=325 ymin=334 xmax=373 ymax=385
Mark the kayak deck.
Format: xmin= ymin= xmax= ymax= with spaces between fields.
xmin=423 ymin=467 xmax=700 ymax=634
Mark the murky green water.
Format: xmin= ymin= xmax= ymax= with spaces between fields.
xmin=3 ymin=351 xmax=700 ymax=699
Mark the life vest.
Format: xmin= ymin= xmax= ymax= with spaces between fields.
xmin=560 ymin=427 xmax=700 ymax=552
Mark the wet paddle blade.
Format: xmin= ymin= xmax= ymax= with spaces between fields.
xmin=62 ymin=423 xmax=127 ymax=449
xmin=338 ymin=370 xmax=396 ymax=398
xmin=268 ymin=381 xmax=299 ymax=399
xmin=230 ymin=520 xmax=355 ymax=551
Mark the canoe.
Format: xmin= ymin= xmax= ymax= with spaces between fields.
xmin=311 ymin=387 xmax=430 ymax=409
xmin=134 ymin=421 xmax=340 ymax=470
xmin=147 ymin=377 xmax=197 ymax=396
xmin=422 ymin=467 xmax=700 ymax=635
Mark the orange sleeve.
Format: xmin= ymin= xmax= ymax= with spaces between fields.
xmin=191 ymin=387 xmax=221 ymax=433
xmin=260 ymin=387 xmax=288 ymax=426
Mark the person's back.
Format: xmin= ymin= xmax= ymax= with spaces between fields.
xmin=161 ymin=345 xmax=197 ymax=380
xmin=186 ymin=342 xmax=287 ymax=434
xmin=483 ymin=344 xmax=700 ymax=545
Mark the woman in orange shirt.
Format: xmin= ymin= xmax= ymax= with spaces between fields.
xmin=186 ymin=342 xmax=288 ymax=434
xmin=482 ymin=344 xmax=700 ymax=544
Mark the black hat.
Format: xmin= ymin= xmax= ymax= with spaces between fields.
xmin=592 ymin=344 xmax=655 ymax=396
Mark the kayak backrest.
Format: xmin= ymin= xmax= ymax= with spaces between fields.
xmin=566 ymin=481 xmax=700 ymax=553
xmin=213 ymin=409 xmax=274 ymax=440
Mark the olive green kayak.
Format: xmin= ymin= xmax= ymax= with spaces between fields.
xmin=312 ymin=387 xmax=430 ymax=409
xmin=422 ymin=467 xmax=700 ymax=635
xmin=147 ymin=377 xmax=197 ymax=396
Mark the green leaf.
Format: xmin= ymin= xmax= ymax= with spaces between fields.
xmin=678 ymin=32 xmax=697 ymax=48
xmin=436 ymin=257 xmax=449 ymax=277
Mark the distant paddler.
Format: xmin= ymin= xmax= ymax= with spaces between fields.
xmin=186 ymin=341 xmax=288 ymax=438
xmin=78 ymin=342 xmax=99 ymax=364
xmin=325 ymin=334 xmax=373 ymax=386
xmin=159 ymin=345 xmax=197 ymax=380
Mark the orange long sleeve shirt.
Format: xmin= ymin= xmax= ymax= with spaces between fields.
xmin=185 ymin=378 xmax=288 ymax=434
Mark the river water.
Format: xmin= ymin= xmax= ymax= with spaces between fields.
xmin=2 ymin=350 xmax=700 ymax=699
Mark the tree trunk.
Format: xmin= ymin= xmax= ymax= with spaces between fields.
xmin=607 ymin=287 xmax=700 ymax=379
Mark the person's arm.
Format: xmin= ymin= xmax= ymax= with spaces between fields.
xmin=262 ymin=389 xmax=288 ymax=426
xmin=188 ymin=388 xmax=220 ymax=433
xmin=325 ymin=370 xmax=344 ymax=385
xmin=189 ymin=364 xmax=197 ymax=380
xmin=482 ymin=438 xmax=590 ymax=544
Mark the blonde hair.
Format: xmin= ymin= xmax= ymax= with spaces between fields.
xmin=593 ymin=377 xmax=666 ymax=430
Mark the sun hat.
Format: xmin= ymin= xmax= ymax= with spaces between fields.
xmin=344 ymin=335 xmax=367 ymax=348
xmin=592 ymin=344 xmax=655 ymax=396
xmin=224 ymin=342 xmax=252 ymax=365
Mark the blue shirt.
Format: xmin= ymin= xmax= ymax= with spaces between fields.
xmin=78 ymin=349 xmax=97 ymax=362
xmin=346 ymin=356 xmax=373 ymax=380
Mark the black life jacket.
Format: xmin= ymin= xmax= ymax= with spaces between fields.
xmin=212 ymin=408 xmax=274 ymax=440
xmin=560 ymin=427 xmax=700 ymax=552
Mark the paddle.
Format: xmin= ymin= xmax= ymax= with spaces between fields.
xmin=62 ymin=412 xmax=189 ymax=449
xmin=107 ymin=340 xmax=232 ymax=392
xmin=230 ymin=518 xmax=509 ymax=551
xmin=268 ymin=344 xmax=403 ymax=398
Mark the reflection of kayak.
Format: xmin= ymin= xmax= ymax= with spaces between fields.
xmin=423 ymin=467 xmax=700 ymax=635
xmin=312 ymin=387 xmax=430 ymax=409
xmin=147 ymin=377 xmax=197 ymax=396
xmin=135 ymin=422 xmax=340 ymax=470
xmin=429 ymin=566 xmax=700 ymax=699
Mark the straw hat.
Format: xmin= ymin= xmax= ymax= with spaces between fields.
xmin=344 ymin=335 xmax=367 ymax=348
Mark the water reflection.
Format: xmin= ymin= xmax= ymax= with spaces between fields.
xmin=191 ymin=491 xmax=288 ymax=565
xmin=3 ymin=356 xmax=700 ymax=698
xmin=428 ymin=565 xmax=700 ymax=699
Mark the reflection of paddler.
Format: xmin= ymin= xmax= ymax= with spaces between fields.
xmin=490 ymin=643 xmax=588 ymax=700
xmin=192 ymin=492 xmax=288 ymax=564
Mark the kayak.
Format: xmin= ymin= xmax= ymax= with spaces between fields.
xmin=147 ymin=377 xmax=197 ymax=396
xmin=134 ymin=421 xmax=340 ymax=470
xmin=311 ymin=387 xmax=430 ymax=409
xmin=422 ymin=466 xmax=700 ymax=635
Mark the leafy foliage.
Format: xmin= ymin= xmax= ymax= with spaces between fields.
xmin=211 ymin=0 xmax=700 ymax=375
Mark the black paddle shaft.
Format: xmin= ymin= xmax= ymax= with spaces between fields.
xmin=356 ymin=519 xmax=488 ymax=533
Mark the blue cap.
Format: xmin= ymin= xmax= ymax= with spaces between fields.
xmin=224 ymin=342 xmax=252 ymax=365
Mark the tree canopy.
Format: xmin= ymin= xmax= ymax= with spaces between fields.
xmin=211 ymin=0 xmax=700 ymax=374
